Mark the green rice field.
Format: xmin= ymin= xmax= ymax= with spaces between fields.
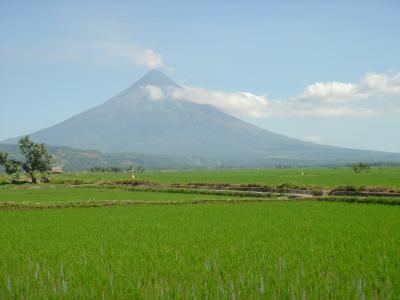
xmin=0 ymin=168 xmax=400 ymax=298
xmin=1 ymin=167 xmax=400 ymax=189
xmin=1 ymin=202 xmax=399 ymax=298
xmin=43 ymin=167 xmax=400 ymax=188
xmin=0 ymin=185 xmax=246 ymax=204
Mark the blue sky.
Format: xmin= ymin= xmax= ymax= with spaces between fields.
xmin=1 ymin=0 xmax=400 ymax=152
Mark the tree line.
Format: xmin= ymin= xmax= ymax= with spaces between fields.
xmin=89 ymin=166 xmax=145 ymax=173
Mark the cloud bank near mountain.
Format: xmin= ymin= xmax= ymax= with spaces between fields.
xmin=160 ymin=71 xmax=400 ymax=118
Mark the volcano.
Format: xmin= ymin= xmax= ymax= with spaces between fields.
xmin=5 ymin=69 xmax=400 ymax=166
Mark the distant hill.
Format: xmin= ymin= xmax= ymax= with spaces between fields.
xmin=1 ymin=142 xmax=399 ymax=171
xmin=4 ymin=69 xmax=400 ymax=166
xmin=0 ymin=143 xmax=221 ymax=171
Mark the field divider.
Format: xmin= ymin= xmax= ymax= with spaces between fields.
xmin=329 ymin=191 xmax=400 ymax=197
xmin=111 ymin=183 xmax=400 ymax=199
xmin=99 ymin=183 xmax=316 ymax=199
xmin=315 ymin=196 xmax=400 ymax=205
xmin=0 ymin=197 xmax=311 ymax=211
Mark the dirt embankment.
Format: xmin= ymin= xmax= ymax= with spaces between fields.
xmin=113 ymin=181 xmax=322 ymax=197
xmin=330 ymin=191 xmax=400 ymax=197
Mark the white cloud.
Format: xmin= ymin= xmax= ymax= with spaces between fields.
xmin=0 ymin=31 xmax=168 ymax=70
xmin=303 ymin=135 xmax=326 ymax=144
xmin=167 ymin=86 xmax=375 ymax=118
xmin=142 ymin=85 xmax=165 ymax=100
xmin=166 ymin=71 xmax=400 ymax=119
xmin=299 ymin=82 xmax=366 ymax=102
xmin=360 ymin=72 xmax=400 ymax=94
xmin=170 ymin=86 xmax=271 ymax=118
xmin=270 ymin=104 xmax=375 ymax=117
xmin=91 ymin=42 xmax=166 ymax=69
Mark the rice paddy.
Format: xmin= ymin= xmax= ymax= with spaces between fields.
xmin=1 ymin=202 xmax=399 ymax=298
xmin=0 ymin=168 xmax=399 ymax=298
xmin=45 ymin=167 xmax=400 ymax=189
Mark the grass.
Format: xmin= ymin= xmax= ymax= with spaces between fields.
xmin=46 ymin=167 xmax=400 ymax=189
xmin=0 ymin=175 xmax=7 ymax=185
xmin=0 ymin=185 xmax=250 ymax=204
xmin=0 ymin=202 xmax=399 ymax=298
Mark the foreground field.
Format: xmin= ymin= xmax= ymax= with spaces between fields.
xmin=1 ymin=202 xmax=399 ymax=298
xmin=0 ymin=168 xmax=399 ymax=298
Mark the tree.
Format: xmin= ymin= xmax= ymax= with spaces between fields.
xmin=18 ymin=137 xmax=52 ymax=183
xmin=0 ymin=152 xmax=22 ymax=182
xmin=0 ymin=137 xmax=52 ymax=183
xmin=0 ymin=152 xmax=7 ymax=165
xmin=351 ymin=162 xmax=371 ymax=174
